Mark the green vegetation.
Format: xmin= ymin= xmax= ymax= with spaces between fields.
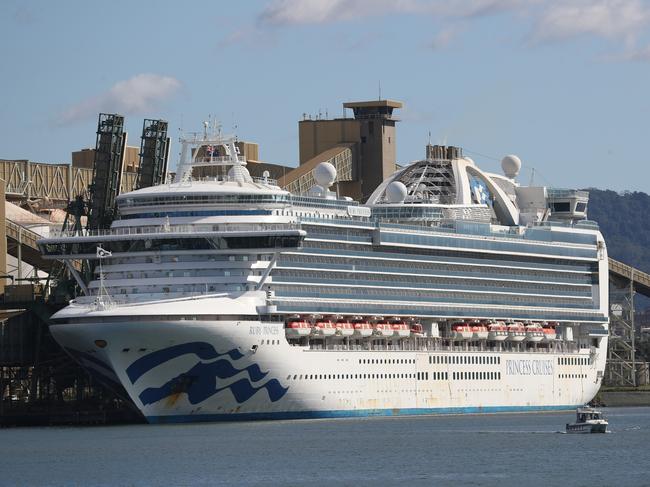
xmin=587 ymin=189 xmax=650 ymax=274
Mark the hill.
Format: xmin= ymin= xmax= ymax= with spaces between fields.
xmin=587 ymin=189 xmax=650 ymax=275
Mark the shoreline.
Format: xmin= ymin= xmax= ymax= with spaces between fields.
xmin=595 ymin=388 xmax=650 ymax=407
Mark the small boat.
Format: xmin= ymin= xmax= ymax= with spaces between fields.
xmin=451 ymin=323 xmax=472 ymax=340
xmin=507 ymin=322 xmax=526 ymax=341
xmin=409 ymin=322 xmax=424 ymax=336
xmin=487 ymin=321 xmax=508 ymax=341
xmin=352 ymin=317 xmax=373 ymax=337
xmin=525 ymin=323 xmax=544 ymax=342
xmin=335 ymin=318 xmax=354 ymax=337
xmin=566 ymin=407 xmax=608 ymax=434
xmin=285 ymin=317 xmax=311 ymax=338
xmin=373 ymin=319 xmax=394 ymax=337
xmin=542 ymin=322 xmax=557 ymax=341
xmin=471 ymin=322 xmax=489 ymax=340
xmin=313 ymin=319 xmax=336 ymax=337
xmin=391 ymin=320 xmax=410 ymax=338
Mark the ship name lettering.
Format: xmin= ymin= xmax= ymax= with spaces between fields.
xmin=249 ymin=325 xmax=279 ymax=336
xmin=505 ymin=359 xmax=553 ymax=376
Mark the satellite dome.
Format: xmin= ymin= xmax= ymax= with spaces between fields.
xmin=501 ymin=155 xmax=521 ymax=178
xmin=464 ymin=157 xmax=475 ymax=166
xmin=385 ymin=181 xmax=407 ymax=203
xmin=313 ymin=162 xmax=337 ymax=187
xmin=228 ymin=165 xmax=251 ymax=183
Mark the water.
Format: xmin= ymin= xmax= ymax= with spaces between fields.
xmin=1 ymin=407 xmax=649 ymax=487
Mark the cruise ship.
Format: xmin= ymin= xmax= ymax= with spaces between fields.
xmin=38 ymin=130 xmax=609 ymax=423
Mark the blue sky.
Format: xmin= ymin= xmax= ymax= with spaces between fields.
xmin=1 ymin=0 xmax=649 ymax=191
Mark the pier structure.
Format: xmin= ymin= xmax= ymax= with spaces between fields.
xmin=606 ymin=258 xmax=650 ymax=387
xmin=0 ymin=113 xmax=171 ymax=425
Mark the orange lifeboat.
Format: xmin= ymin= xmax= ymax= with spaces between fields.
xmin=451 ymin=322 xmax=472 ymax=340
xmin=313 ymin=318 xmax=336 ymax=337
xmin=507 ymin=322 xmax=526 ymax=341
xmin=487 ymin=321 xmax=508 ymax=341
xmin=285 ymin=317 xmax=311 ymax=338
xmin=542 ymin=322 xmax=557 ymax=341
xmin=471 ymin=322 xmax=489 ymax=340
xmin=373 ymin=319 xmax=394 ymax=338
xmin=391 ymin=319 xmax=410 ymax=338
xmin=525 ymin=322 xmax=544 ymax=342
xmin=409 ymin=322 xmax=424 ymax=336
xmin=351 ymin=317 xmax=373 ymax=338
xmin=335 ymin=318 xmax=354 ymax=337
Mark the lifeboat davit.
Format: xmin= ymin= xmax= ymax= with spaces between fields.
xmin=525 ymin=323 xmax=544 ymax=342
xmin=391 ymin=319 xmax=410 ymax=338
xmin=285 ymin=317 xmax=311 ymax=338
xmin=507 ymin=322 xmax=526 ymax=341
xmin=471 ymin=322 xmax=489 ymax=340
xmin=374 ymin=319 xmax=394 ymax=338
xmin=313 ymin=319 xmax=336 ymax=337
xmin=542 ymin=322 xmax=557 ymax=341
xmin=352 ymin=317 xmax=373 ymax=337
xmin=335 ymin=318 xmax=354 ymax=337
xmin=487 ymin=321 xmax=508 ymax=341
xmin=451 ymin=323 xmax=473 ymax=340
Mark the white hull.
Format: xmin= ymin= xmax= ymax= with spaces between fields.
xmin=50 ymin=295 xmax=607 ymax=423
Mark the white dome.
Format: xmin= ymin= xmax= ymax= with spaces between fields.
xmin=501 ymin=155 xmax=521 ymax=178
xmin=313 ymin=162 xmax=337 ymax=187
xmin=228 ymin=165 xmax=251 ymax=183
xmin=464 ymin=157 xmax=475 ymax=166
xmin=385 ymin=181 xmax=407 ymax=203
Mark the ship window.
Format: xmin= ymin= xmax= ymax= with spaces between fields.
xmin=576 ymin=202 xmax=587 ymax=212
xmin=552 ymin=202 xmax=571 ymax=212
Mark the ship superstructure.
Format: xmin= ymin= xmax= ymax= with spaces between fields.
xmin=38 ymin=130 xmax=609 ymax=422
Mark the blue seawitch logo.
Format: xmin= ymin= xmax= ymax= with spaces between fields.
xmin=469 ymin=175 xmax=492 ymax=206
xmin=126 ymin=342 xmax=289 ymax=406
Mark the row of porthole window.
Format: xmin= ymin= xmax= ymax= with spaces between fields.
xmin=453 ymin=371 xmax=501 ymax=381
xmin=558 ymin=356 xmax=589 ymax=365
xmin=286 ymin=373 xmax=418 ymax=381
xmin=430 ymin=355 xmax=501 ymax=365
xmin=560 ymin=374 xmax=587 ymax=379
xmin=284 ymin=371 xmax=500 ymax=381
xmin=358 ymin=358 xmax=416 ymax=365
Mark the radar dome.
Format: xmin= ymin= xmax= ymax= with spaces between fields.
xmin=464 ymin=157 xmax=475 ymax=166
xmin=228 ymin=165 xmax=251 ymax=183
xmin=313 ymin=162 xmax=337 ymax=187
xmin=501 ymin=155 xmax=521 ymax=178
xmin=385 ymin=181 xmax=408 ymax=203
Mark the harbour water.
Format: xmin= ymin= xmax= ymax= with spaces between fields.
xmin=1 ymin=407 xmax=649 ymax=487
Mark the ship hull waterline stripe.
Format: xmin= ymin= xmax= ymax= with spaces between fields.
xmin=146 ymin=404 xmax=579 ymax=423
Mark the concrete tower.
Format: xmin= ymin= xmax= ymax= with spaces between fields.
xmin=298 ymin=99 xmax=402 ymax=201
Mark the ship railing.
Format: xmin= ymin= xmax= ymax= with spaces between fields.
xmin=192 ymin=156 xmax=247 ymax=164
xmin=547 ymin=188 xmax=590 ymax=199
xmin=47 ymin=222 xmax=302 ymax=238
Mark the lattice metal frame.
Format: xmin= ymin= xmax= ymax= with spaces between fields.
xmin=87 ymin=113 xmax=126 ymax=230
xmin=136 ymin=119 xmax=169 ymax=190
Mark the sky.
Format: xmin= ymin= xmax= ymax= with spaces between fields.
xmin=1 ymin=0 xmax=650 ymax=192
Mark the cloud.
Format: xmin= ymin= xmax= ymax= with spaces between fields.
xmin=428 ymin=24 xmax=466 ymax=49
xmin=258 ymin=0 xmax=404 ymax=25
xmin=253 ymin=0 xmax=650 ymax=61
xmin=531 ymin=0 xmax=650 ymax=44
xmin=258 ymin=0 xmax=525 ymax=26
xmin=58 ymin=74 xmax=181 ymax=125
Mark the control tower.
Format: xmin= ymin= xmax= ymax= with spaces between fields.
xmin=298 ymin=99 xmax=402 ymax=200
